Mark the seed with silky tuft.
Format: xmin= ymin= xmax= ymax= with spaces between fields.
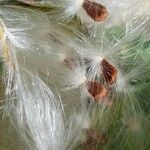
xmin=101 ymin=59 xmax=118 ymax=84
xmin=83 ymin=0 xmax=108 ymax=22
xmin=87 ymin=81 xmax=107 ymax=100
xmin=84 ymin=129 xmax=107 ymax=150
xmin=64 ymin=59 xmax=75 ymax=70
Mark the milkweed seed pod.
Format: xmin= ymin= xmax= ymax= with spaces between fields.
xmin=0 ymin=1 xmax=150 ymax=150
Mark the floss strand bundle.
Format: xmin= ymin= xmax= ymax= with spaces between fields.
xmin=0 ymin=1 xmax=150 ymax=150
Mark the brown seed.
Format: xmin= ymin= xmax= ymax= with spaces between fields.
xmin=64 ymin=59 xmax=75 ymax=70
xmin=83 ymin=0 xmax=108 ymax=22
xmin=98 ymin=133 xmax=107 ymax=144
xmin=87 ymin=81 xmax=107 ymax=100
xmin=84 ymin=129 xmax=107 ymax=150
xmin=101 ymin=59 xmax=118 ymax=84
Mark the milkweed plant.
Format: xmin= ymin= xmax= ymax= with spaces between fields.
xmin=0 ymin=0 xmax=150 ymax=150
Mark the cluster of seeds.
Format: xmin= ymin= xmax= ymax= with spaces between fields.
xmin=63 ymin=56 xmax=118 ymax=103
xmin=88 ymin=59 xmax=117 ymax=101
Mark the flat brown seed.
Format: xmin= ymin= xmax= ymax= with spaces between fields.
xmin=64 ymin=59 xmax=75 ymax=70
xmin=87 ymin=81 xmax=107 ymax=100
xmin=101 ymin=59 xmax=118 ymax=84
xmin=83 ymin=0 xmax=108 ymax=22
xmin=84 ymin=129 xmax=107 ymax=150
xmin=97 ymin=133 xmax=107 ymax=144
